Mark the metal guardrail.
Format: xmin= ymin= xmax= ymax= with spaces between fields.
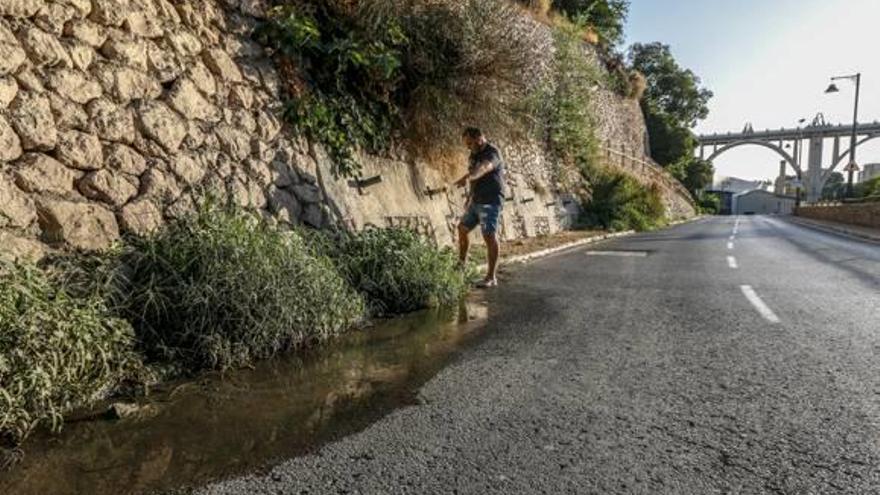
xmin=600 ymin=145 xmax=696 ymax=207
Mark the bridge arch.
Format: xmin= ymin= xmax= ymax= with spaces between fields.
xmin=704 ymin=140 xmax=801 ymax=177
xmin=823 ymin=134 xmax=880 ymax=181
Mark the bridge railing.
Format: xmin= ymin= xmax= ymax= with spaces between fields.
xmin=600 ymin=143 xmax=696 ymax=207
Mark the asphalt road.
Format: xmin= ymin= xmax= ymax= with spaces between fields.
xmin=198 ymin=216 xmax=880 ymax=494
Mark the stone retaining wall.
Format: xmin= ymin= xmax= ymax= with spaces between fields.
xmin=796 ymin=203 xmax=880 ymax=230
xmin=0 ymin=0 xmax=694 ymax=260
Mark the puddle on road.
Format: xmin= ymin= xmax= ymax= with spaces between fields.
xmin=1 ymin=298 xmax=488 ymax=495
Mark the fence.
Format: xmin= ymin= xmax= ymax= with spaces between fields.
xmin=600 ymin=143 xmax=696 ymax=208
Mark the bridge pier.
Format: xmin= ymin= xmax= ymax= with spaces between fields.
xmin=806 ymin=137 xmax=824 ymax=203
xmin=774 ymin=161 xmax=786 ymax=195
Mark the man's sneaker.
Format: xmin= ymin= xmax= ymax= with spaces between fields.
xmin=475 ymin=278 xmax=498 ymax=289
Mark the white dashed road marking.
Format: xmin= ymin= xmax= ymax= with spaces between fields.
xmin=727 ymin=242 xmax=734 ymax=250
xmin=727 ymin=256 xmax=738 ymax=269
xmin=586 ymin=251 xmax=649 ymax=258
xmin=740 ymin=285 xmax=780 ymax=324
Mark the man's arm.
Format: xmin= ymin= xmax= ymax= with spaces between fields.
xmin=454 ymin=160 xmax=495 ymax=188
xmin=468 ymin=160 xmax=497 ymax=182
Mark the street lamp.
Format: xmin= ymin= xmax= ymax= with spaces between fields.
xmin=825 ymin=73 xmax=861 ymax=197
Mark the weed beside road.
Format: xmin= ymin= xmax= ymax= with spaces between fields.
xmin=0 ymin=204 xmax=469 ymax=448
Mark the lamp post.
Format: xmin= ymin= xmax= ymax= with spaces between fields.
xmin=825 ymin=73 xmax=861 ymax=198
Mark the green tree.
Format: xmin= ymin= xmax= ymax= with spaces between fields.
xmin=553 ymin=0 xmax=630 ymax=47
xmin=628 ymin=42 xmax=713 ymax=127
xmin=668 ymin=157 xmax=715 ymax=197
xmin=821 ymin=171 xmax=845 ymax=200
xmin=627 ymin=42 xmax=714 ymax=199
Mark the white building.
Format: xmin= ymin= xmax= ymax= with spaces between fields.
xmin=713 ymin=176 xmax=771 ymax=194
xmin=732 ymin=190 xmax=796 ymax=216
xmin=859 ymin=163 xmax=880 ymax=183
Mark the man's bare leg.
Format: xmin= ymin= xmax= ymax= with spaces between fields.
xmin=458 ymin=223 xmax=471 ymax=265
xmin=483 ymin=232 xmax=499 ymax=281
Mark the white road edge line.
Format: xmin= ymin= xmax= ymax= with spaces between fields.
xmin=740 ymin=285 xmax=780 ymax=324
xmin=727 ymin=256 xmax=738 ymax=269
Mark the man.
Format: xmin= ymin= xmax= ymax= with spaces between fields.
xmin=455 ymin=127 xmax=505 ymax=288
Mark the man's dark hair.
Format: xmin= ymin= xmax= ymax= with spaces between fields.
xmin=462 ymin=127 xmax=483 ymax=139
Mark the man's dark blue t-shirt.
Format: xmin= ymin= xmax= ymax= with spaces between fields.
xmin=469 ymin=143 xmax=505 ymax=205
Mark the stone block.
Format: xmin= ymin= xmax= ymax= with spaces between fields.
xmin=14 ymin=152 xmax=81 ymax=195
xmin=214 ymin=123 xmax=251 ymax=161
xmin=35 ymin=2 xmax=76 ymax=35
xmin=64 ymin=39 xmax=95 ymax=70
xmin=167 ymin=78 xmax=219 ymax=122
xmin=256 ymin=110 xmax=281 ymax=142
xmin=146 ymin=39 xmax=183 ymax=83
xmin=291 ymin=183 xmax=322 ymax=204
xmin=186 ymin=61 xmax=216 ymax=96
xmin=36 ymin=198 xmax=119 ymax=250
xmin=55 ymin=129 xmax=103 ymax=170
xmin=168 ymin=153 xmax=205 ymax=185
xmin=272 ymin=160 xmax=299 ymax=188
xmin=104 ymin=143 xmax=146 ymax=175
xmin=101 ymin=34 xmax=148 ymax=71
xmin=59 ymin=0 xmax=91 ymax=18
xmin=0 ymin=38 xmax=27 ymax=76
xmin=118 ymin=197 xmax=163 ymax=235
xmin=302 ymin=203 xmax=324 ymax=228
xmin=267 ymin=186 xmax=302 ymax=225
xmin=0 ymin=77 xmax=18 ymax=107
xmin=78 ymin=169 xmax=138 ymax=206
xmin=125 ymin=10 xmax=163 ymax=38
xmin=202 ymin=48 xmax=242 ymax=82
xmin=9 ymin=91 xmax=57 ymax=150
xmin=48 ymin=91 xmax=89 ymax=130
xmin=87 ymin=97 xmax=135 ymax=143
xmin=0 ymin=114 xmax=23 ymax=161
xmin=228 ymin=83 xmax=253 ymax=109
xmin=14 ymin=66 xmax=45 ymax=92
xmin=139 ymin=166 xmax=181 ymax=203
xmin=95 ymin=63 xmax=161 ymax=103
xmin=17 ymin=25 xmax=71 ymax=67
xmin=47 ymin=68 xmax=102 ymax=103
xmin=165 ymin=27 xmax=202 ymax=58
xmin=136 ymin=100 xmax=186 ymax=152
xmin=64 ymin=19 xmax=107 ymax=47
xmin=0 ymin=0 xmax=43 ymax=18
xmin=0 ymin=175 xmax=36 ymax=228
xmin=89 ymin=0 xmax=131 ymax=27
xmin=0 ymin=231 xmax=46 ymax=262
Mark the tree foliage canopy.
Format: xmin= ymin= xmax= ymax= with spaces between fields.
xmin=628 ymin=42 xmax=713 ymax=128
xmin=552 ymin=0 xmax=630 ymax=47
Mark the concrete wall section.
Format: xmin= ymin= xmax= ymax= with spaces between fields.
xmin=796 ymin=203 xmax=880 ymax=230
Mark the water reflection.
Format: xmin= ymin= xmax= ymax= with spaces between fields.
xmin=1 ymin=298 xmax=488 ymax=495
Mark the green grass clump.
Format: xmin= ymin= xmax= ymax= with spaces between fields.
xmin=119 ymin=203 xmax=366 ymax=371
xmin=582 ymin=168 xmax=666 ymax=231
xmin=308 ymin=228 xmax=469 ymax=316
xmin=0 ymin=260 xmax=139 ymax=444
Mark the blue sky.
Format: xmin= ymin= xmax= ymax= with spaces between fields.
xmin=625 ymin=0 xmax=880 ymax=182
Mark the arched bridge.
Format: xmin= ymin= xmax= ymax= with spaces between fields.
xmin=696 ymin=115 xmax=880 ymax=202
